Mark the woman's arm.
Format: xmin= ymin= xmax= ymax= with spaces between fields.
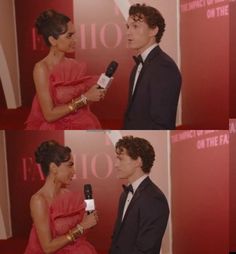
xmin=30 ymin=193 xmax=98 ymax=254
xmin=33 ymin=62 xmax=105 ymax=122
xmin=30 ymin=194 xmax=70 ymax=253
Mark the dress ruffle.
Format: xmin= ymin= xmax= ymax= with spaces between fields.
xmin=25 ymin=58 xmax=101 ymax=130
xmin=24 ymin=191 xmax=97 ymax=254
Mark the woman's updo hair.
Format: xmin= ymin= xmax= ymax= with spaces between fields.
xmin=35 ymin=9 xmax=71 ymax=47
xmin=35 ymin=140 xmax=71 ymax=176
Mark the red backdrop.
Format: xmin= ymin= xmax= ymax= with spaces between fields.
xmin=14 ymin=0 xmax=74 ymax=106
xmin=171 ymin=130 xmax=229 ymax=254
xmin=230 ymin=119 xmax=236 ymax=252
xmin=230 ymin=1 xmax=236 ymax=118
xmin=180 ymin=0 xmax=229 ymax=128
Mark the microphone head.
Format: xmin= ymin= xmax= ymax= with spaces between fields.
xmin=105 ymin=61 xmax=118 ymax=77
xmin=84 ymin=184 xmax=93 ymax=199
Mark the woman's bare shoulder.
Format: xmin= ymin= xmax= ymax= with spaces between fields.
xmin=34 ymin=59 xmax=49 ymax=73
xmin=30 ymin=191 xmax=48 ymax=209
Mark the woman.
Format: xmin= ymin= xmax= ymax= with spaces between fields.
xmin=25 ymin=9 xmax=105 ymax=130
xmin=24 ymin=140 xmax=98 ymax=253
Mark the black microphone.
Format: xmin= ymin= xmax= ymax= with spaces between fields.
xmin=97 ymin=61 xmax=119 ymax=89
xmin=84 ymin=184 xmax=95 ymax=214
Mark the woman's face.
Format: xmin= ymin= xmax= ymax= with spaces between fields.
xmin=55 ymin=21 xmax=76 ymax=53
xmin=55 ymin=154 xmax=75 ymax=186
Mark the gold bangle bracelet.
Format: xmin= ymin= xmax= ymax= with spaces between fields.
xmin=68 ymin=103 xmax=75 ymax=112
xmin=80 ymin=94 xmax=88 ymax=104
xmin=66 ymin=233 xmax=73 ymax=243
xmin=73 ymin=98 xmax=84 ymax=109
xmin=69 ymin=94 xmax=88 ymax=113
xmin=76 ymin=224 xmax=84 ymax=235
xmin=69 ymin=230 xmax=76 ymax=242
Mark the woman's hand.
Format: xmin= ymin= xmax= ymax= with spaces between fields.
xmin=80 ymin=211 xmax=99 ymax=230
xmin=84 ymin=85 xmax=106 ymax=102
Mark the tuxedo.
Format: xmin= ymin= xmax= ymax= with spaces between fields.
xmin=109 ymin=177 xmax=169 ymax=254
xmin=124 ymin=46 xmax=181 ymax=130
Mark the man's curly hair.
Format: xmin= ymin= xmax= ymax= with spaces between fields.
xmin=115 ymin=136 xmax=155 ymax=173
xmin=129 ymin=3 xmax=166 ymax=43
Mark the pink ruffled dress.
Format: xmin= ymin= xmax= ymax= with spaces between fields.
xmin=25 ymin=58 xmax=101 ymax=130
xmin=24 ymin=191 xmax=97 ymax=254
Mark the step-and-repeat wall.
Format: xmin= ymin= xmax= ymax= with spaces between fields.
xmin=171 ymin=129 xmax=229 ymax=254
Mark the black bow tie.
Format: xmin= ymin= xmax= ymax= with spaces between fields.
xmin=122 ymin=184 xmax=134 ymax=194
xmin=133 ymin=55 xmax=144 ymax=65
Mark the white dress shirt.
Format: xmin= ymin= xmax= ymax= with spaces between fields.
xmin=132 ymin=43 xmax=158 ymax=95
xmin=122 ymin=174 xmax=148 ymax=220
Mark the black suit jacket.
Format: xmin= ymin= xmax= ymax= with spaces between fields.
xmin=109 ymin=177 xmax=169 ymax=254
xmin=124 ymin=46 xmax=182 ymax=130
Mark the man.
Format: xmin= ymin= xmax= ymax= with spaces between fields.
xmin=109 ymin=136 xmax=169 ymax=254
xmin=124 ymin=4 xmax=181 ymax=129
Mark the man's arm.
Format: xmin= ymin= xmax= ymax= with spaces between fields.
xmin=131 ymin=197 xmax=169 ymax=254
xmin=149 ymin=63 xmax=181 ymax=129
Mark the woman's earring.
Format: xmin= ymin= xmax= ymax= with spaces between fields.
xmin=53 ymin=173 xmax=57 ymax=184
xmin=53 ymin=47 xmax=57 ymax=56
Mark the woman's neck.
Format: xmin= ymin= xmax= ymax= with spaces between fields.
xmin=47 ymin=48 xmax=65 ymax=65
xmin=42 ymin=175 xmax=62 ymax=200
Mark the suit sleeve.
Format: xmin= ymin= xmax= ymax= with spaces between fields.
xmin=149 ymin=62 xmax=181 ymax=129
xmin=131 ymin=196 xmax=169 ymax=254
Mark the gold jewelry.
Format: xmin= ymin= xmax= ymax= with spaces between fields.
xmin=80 ymin=94 xmax=88 ymax=104
xmin=68 ymin=94 xmax=88 ymax=114
xmin=74 ymin=95 xmax=88 ymax=108
xmin=66 ymin=224 xmax=84 ymax=243
xmin=68 ymin=103 xmax=74 ymax=112
xmin=76 ymin=224 xmax=84 ymax=235
xmin=72 ymin=98 xmax=83 ymax=111
xmin=69 ymin=230 xmax=76 ymax=242
xmin=66 ymin=232 xmax=73 ymax=243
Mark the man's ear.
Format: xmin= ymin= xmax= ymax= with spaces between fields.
xmin=48 ymin=35 xmax=57 ymax=46
xmin=137 ymin=157 xmax=143 ymax=168
xmin=150 ymin=26 xmax=159 ymax=37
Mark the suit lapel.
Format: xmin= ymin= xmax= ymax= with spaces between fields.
xmin=128 ymin=65 xmax=138 ymax=105
xmin=130 ymin=63 xmax=148 ymax=101
xmin=127 ymin=46 xmax=162 ymax=110
xmin=113 ymin=191 xmax=128 ymax=239
xmin=122 ymin=177 xmax=151 ymax=222
xmin=116 ymin=177 xmax=152 ymax=236
xmin=118 ymin=192 xmax=128 ymax=222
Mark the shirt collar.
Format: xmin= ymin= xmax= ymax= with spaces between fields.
xmin=141 ymin=43 xmax=158 ymax=62
xmin=130 ymin=174 xmax=148 ymax=193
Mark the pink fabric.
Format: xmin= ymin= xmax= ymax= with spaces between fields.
xmin=25 ymin=58 xmax=101 ymax=130
xmin=24 ymin=191 xmax=97 ymax=254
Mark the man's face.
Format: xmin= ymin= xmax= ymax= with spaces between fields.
xmin=126 ymin=15 xmax=158 ymax=53
xmin=115 ymin=148 xmax=139 ymax=180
